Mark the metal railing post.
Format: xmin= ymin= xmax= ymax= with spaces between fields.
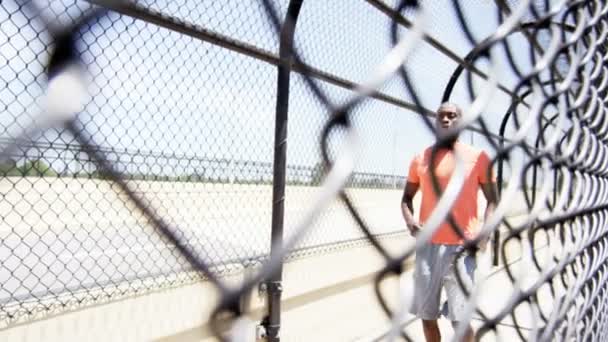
xmin=264 ymin=1 xmax=304 ymax=341
xmin=495 ymin=100 xmax=519 ymax=266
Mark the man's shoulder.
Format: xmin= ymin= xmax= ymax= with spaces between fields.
xmin=413 ymin=143 xmax=490 ymax=162
xmin=418 ymin=143 xmax=480 ymax=157
xmin=412 ymin=146 xmax=434 ymax=162
xmin=456 ymin=142 xmax=488 ymax=159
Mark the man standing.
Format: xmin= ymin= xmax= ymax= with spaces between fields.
xmin=401 ymin=103 xmax=498 ymax=342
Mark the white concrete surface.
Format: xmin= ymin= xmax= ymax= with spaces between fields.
xmin=1 ymin=176 xmax=531 ymax=304
xmin=0 ymin=177 xmax=405 ymax=304
xmin=0 ymin=176 xmax=539 ymax=341
xmin=0 ymin=223 xmax=549 ymax=342
xmin=0 ymin=235 xmax=412 ymax=342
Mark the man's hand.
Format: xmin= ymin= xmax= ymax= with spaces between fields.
xmin=402 ymin=181 xmax=420 ymax=237
xmin=407 ymin=222 xmax=422 ymax=236
xmin=478 ymin=236 xmax=489 ymax=252
xmin=480 ymin=180 xmax=498 ymax=253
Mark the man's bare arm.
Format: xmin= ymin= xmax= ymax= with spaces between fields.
xmin=401 ymin=181 xmax=421 ymax=235
xmin=481 ymin=181 xmax=498 ymax=220
xmin=478 ymin=181 xmax=498 ymax=250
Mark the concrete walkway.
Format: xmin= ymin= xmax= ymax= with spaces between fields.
xmin=355 ymin=214 xmax=556 ymax=342
xmin=397 ymin=249 xmax=541 ymax=342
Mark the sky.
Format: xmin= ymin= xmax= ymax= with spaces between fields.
xmin=0 ymin=0 xmax=562 ymax=180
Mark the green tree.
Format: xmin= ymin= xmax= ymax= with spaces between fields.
xmin=310 ymin=162 xmax=326 ymax=186
xmin=0 ymin=158 xmax=20 ymax=176
xmin=21 ymin=159 xmax=58 ymax=177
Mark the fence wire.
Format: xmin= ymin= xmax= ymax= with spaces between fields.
xmin=1 ymin=0 xmax=607 ymax=341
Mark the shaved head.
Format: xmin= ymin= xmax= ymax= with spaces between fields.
xmin=437 ymin=102 xmax=462 ymax=117
xmin=436 ymin=102 xmax=462 ymax=145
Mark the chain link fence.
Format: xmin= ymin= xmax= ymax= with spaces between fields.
xmin=1 ymin=0 xmax=608 ymax=341
xmin=0 ymin=0 xmax=407 ymax=327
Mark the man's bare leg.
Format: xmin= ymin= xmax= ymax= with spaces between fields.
xmin=462 ymin=325 xmax=474 ymax=342
xmin=452 ymin=322 xmax=474 ymax=342
xmin=422 ymin=319 xmax=441 ymax=342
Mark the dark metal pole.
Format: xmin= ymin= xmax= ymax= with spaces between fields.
xmin=553 ymin=168 xmax=558 ymax=207
xmin=265 ymin=1 xmax=304 ymax=341
xmin=495 ymin=84 xmax=561 ymax=265
xmin=441 ymin=38 xmax=515 ymax=267
xmin=440 ymin=13 xmax=568 ymax=267
xmin=532 ymin=114 xmax=559 ymax=205
xmin=494 ymin=97 xmax=522 ymax=266
xmin=441 ymin=42 xmax=505 ymax=266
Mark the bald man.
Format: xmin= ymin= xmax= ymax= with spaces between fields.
xmin=401 ymin=103 xmax=498 ymax=342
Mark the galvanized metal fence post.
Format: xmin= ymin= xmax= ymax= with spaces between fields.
xmin=264 ymin=1 xmax=304 ymax=341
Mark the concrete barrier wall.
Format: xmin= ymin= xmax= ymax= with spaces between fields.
xmin=0 ymin=177 xmax=405 ymax=241
xmin=0 ymin=234 xmax=412 ymax=341
xmin=0 ymin=177 xmax=535 ymax=340
xmin=0 ymin=177 xmax=407 ymax=309
xmin=1 ymin=176 xmax=529 ymax=241
xmin=0 ymin=216 xmax=539 ymax=342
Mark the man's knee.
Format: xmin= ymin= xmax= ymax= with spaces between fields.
xmin=451 ymin=321 xmax=474 ymax=335
xmin=451 ymin=321 xmax=471 ymax=327
xmin=422 ymin=319 xmax=439 ymax=328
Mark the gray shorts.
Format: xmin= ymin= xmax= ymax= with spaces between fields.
xmin=409 ymin=243 xmax=476 ymax=322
